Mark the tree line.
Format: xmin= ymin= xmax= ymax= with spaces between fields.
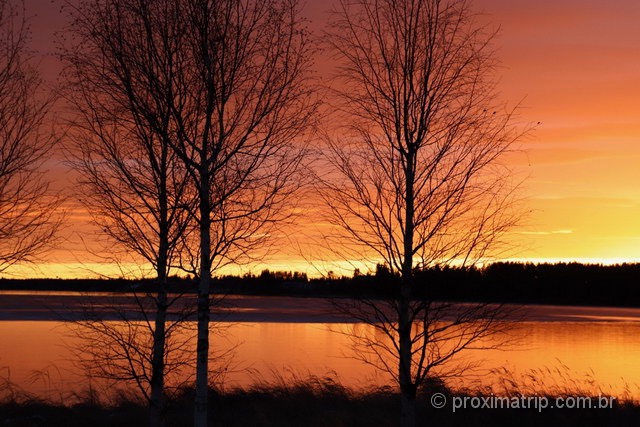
xmin=3 ymin=262 xmax=639 ymax=308
xmin=0 ymin=0 xmax=528 ymax=426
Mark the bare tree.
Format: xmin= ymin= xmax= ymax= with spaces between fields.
xmin=322 ymin=0 xmax=527 ymax=425
xmin=166 ymin=3 xmax=315 ymax=425
xmin=63 ymin=1 xmax=316 ymax=426
xmin=62 ymin=2 xmax=199 ymax=425
xmin=0 ymin=0 xmax=59 ymax=272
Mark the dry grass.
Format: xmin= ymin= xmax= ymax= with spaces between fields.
xmin=1 ymin=368 xmax=640 ymax=426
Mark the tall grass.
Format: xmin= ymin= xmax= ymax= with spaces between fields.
xmin=474 ymin=362 xmax=639 ymax=404
xmin=1 ymin=367 xmax=640 ymax=426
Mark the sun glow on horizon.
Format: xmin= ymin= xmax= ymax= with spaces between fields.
xmin=2 ymin=1 xmax=640 ymax=279
xmin=5 ymin=255 xmax=640 ymax=281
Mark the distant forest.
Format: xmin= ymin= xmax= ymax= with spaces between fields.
xmin=2 ymin=262 xmax=640 ymax=307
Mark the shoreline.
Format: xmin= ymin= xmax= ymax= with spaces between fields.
xmin=1 ymin=293 xmax=640 ymax=323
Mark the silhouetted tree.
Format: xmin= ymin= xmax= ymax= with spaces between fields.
xmin=62 ymin=2 xmax=197 ymax=423
xmin=323 ymin=1 xmax=527 ymax=426
xmin=64 ymin=1 xmax=316 ymax=426
xmin=0 ymin=0 xmax=59 ymax=272
xmin=168 ymin=4 xmax=315 ymax=424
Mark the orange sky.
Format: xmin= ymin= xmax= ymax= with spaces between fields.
xmin=479 ymin=0 xmax=640 ymax=264
xmin=9 ymin=0 xmax=640 ymax=278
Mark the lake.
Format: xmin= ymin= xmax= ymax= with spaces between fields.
xmin=1 ymin=292 xmax=640 ymax=402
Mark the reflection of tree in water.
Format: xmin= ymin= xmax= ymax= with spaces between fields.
xmin=66 ymin=292 xmax=237 ymax=406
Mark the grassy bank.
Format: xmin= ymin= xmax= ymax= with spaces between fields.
xmin=2 ymin=376 xmax=639 ymax=427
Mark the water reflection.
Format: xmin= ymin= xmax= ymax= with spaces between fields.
xmin=478 ymin=322 xmax=640 ymax=397
xmin=2 ymin=319 xmax=640 ymax=400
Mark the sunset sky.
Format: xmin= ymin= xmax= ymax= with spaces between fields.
xmin=11 ymin=0 xmax=640 ymax=278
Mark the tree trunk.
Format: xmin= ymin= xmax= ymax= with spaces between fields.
xmin=399 ymin=151 xmax=416 ymax=427
xmin=150 ymin=172 xmax=169 ymax=427
xmin=400 ymin=388 xmax=417 ymax=427
xmin=398 ymin=278 xmax=416 ymax=427
xmin=150 ymin=282 xmax=167 ymax=427
xmin=194 ymin=177 xmax=211 ymax=427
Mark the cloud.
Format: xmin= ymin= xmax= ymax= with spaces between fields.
xmin=516 ymin=229 xmax=573 ymax=235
